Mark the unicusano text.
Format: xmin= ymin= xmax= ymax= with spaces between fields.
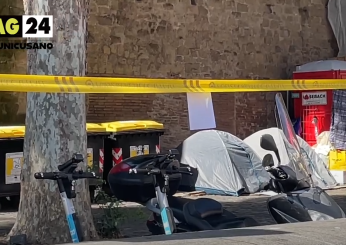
xmin=0 ymin=42 xmax=54 ymax=49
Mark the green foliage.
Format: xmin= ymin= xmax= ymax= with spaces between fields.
xmin=94 ymin=185 xmax=123 ymax=239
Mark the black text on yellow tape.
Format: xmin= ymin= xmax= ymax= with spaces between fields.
xmin=183 ymin=80 xmax=204 ymax=92
xmin=291 ymin=80 xmax=308 ymax=90
xmin=54 ymin=77 xmax=79 ymax=92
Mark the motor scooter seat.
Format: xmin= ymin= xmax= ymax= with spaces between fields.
xmin=184 ymin=198 xmax=223 ymax=219
xmin=183 ymin=198 xmax=259 ymax=231
xmin=167 ymin=196 xmax=191 ymax=223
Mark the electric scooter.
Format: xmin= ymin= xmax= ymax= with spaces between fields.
xmin=108 ymin=149 xmax=260 ymax=235
xmin=259 ymin=93 xmax=345 ymax=223
xmin=34 ymin=153 xmax=98 ymax=243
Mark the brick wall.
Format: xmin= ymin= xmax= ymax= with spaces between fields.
xmin=0 ymin=0 xmax=336 ymax=149
xmin=86 ymin=0 xmax=336 ymax=150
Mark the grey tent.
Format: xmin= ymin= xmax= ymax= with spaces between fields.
xmin=244 ymin=128 xmax=337 ymax=189
xmin=177 ymin=130 xmax=270 ymax=196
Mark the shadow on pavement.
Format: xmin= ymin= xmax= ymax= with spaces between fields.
xmin=118 ymin=228 xmax=291 ymax=242
xmin=209 ymin=192 xmax=346 ymax=225
xmin=111 ymin=192 xmax=346 ymax=237
xmin=0 ymin=191 xmax=345 ymax=241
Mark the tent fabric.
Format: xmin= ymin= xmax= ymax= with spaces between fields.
xmin=244 ymin=128 xmax=337 ymax=189
xmin=330 ymin=90 xmax=346 ymax=150
xmin=328 ymin=0 xmax=346 ymax=57
xmin=177 ymin=130 xmax=270 ymax=196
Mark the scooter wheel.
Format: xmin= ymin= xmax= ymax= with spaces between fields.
xmin=146 ymin=220 xmax=164 ymax=235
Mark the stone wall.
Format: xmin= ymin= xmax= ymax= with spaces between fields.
xmin=1 ymin=0 xmax=336 ymax=149
xmin=0 ymin=0 xmax=27 ymax=125
xmin=86 ymin=0 xmax=335 ymax=149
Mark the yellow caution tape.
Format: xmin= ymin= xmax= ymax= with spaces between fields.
xmin=0 ymin=74 xmax=346 ymax=93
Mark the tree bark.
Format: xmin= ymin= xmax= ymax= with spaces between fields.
xmin=8 ymin=0 xmax=98 ymax=243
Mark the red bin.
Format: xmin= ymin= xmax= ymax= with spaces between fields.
xmin=292 ymin=61 xmax=346 ymax=146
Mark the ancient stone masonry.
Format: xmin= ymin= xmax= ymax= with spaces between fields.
xmin=86 ymin=0 xmax=335 ymax=149
xmin=2 ymin=0 xmax=336 ymax=149
xmin=0 ymin=0 xmax=26 ymax=125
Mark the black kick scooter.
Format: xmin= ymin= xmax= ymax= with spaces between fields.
xmin=34 ymin=153 xmax=97 ymax=243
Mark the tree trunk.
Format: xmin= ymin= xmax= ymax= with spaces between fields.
xmin=8 ymin=0 xmax=98 ymax=243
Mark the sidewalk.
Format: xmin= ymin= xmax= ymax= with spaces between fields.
xmin=1 ymin=188 xmax=346 ymax=243
xmin=64 ymin=218 xmax=346 ymax=245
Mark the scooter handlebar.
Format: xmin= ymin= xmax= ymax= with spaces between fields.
xmin=72 ymin=171 xmax=98 ymax=179
xmin=35 ymin=171 xmax=98 ymax=180
xmin=265 ymin=166 xmax=278 ymax=176
xmin=156 ymin=151 xmax=179 ymax=164
xmin=34 ymin=172 xmax=61 ymax=180
xmin=167 ymin=170 xmax=193 ymax=175
xmin=58 ymin=153 xmax=84 ymax=172
xmin=177 ymin=167 xmax=191 ymax=172
xmin=129 ymin=168 xmax=150 ymax=175
xmin=264 ymin=166 xmax=287 ymax=179
xmin=128 ymin=167 xmax=193 ymax=175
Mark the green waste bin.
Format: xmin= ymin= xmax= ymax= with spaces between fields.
xmin=100 ymin=120 xmax=164 ymax=193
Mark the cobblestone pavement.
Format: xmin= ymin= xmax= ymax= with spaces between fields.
xmin=0 ymin=188 xmax=345 ymax=240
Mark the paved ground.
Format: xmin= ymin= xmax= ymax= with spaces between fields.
xmin=64 ymin=218 xmax=346 ymax=245
xmin=118 ymin=187 xmax=346 ymax=237
xmin=0 ymin=188 xmax=346 ymax=241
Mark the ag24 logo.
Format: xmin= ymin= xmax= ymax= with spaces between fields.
xmin=0 ymin=15 xmax=53 ymax=38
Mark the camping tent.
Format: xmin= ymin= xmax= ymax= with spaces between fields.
xmin=176 ymin=130 xmax=270 ymax=196
xmin=244 ymin=128 xmax=337 ymax=189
